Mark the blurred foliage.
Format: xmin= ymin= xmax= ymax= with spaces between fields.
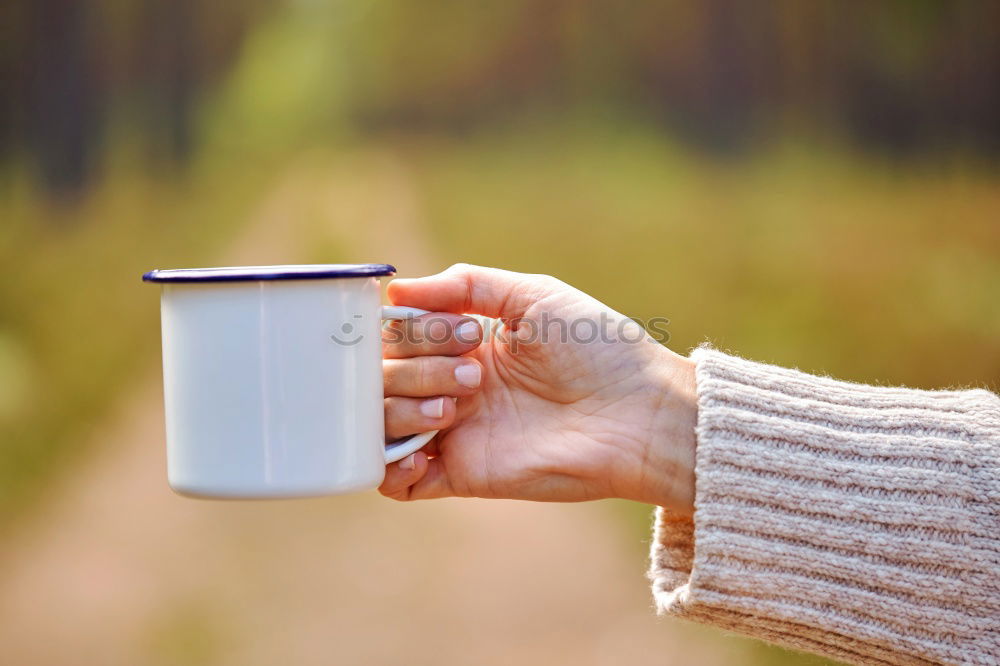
xmin=1 ymin=1 xmax=998 ymax=663
xmin=0 ymin=157 xmax=277 ymax=526
xmin=403 ymin=122 xmax=999 ymax=389
xmin=3 ymin=0 xmax=999 ymax=196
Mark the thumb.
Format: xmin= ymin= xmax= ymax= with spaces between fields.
xmin=387 ymin=263 xmax=552 ymax=319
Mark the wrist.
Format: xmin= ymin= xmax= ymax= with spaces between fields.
xmin=618 ymin=347 xmax=698 ymax=514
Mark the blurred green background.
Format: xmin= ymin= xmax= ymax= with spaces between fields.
xmin=1 ymin=1 xmax=997 ymax=665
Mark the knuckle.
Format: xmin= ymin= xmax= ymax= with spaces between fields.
xmin=535 ymin=273 xmax=564 ymax=291
xmin=416 ymin=356 xmax=431 ymax=393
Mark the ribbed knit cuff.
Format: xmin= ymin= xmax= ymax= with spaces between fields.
xmin=649 ymin=347 xmax=1000 ymax=666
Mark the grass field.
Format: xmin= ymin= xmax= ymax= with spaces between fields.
xmin=4 ymin=119 xmax=999 ymax=549
xmin=1 ymin=124 xmax=997 ymax=665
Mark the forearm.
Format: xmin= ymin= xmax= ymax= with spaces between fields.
xmin=649 ymin=347 xmax=1000 ymax=665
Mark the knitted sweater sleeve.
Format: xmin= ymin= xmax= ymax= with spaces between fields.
xmin=648 ymin=347 xmax=1000 ymax=666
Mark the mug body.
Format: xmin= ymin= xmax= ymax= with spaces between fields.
xmin=158 ymin=275 xmax=386 ymax=498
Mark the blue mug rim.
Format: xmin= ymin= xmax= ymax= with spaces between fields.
xmin=142 ymin=264 xmax=397 ymax=283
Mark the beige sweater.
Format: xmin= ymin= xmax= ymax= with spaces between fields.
xmin=649 ymin=348 xmax=1000 ymax=665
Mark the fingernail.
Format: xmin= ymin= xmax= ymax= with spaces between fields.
xmin=400 ymin=453 xmax=416 ymax=470
xmin=455 ymin=363 xmax=481 ymax=388
xmin=420 ymin=397 xmax=445 ymax=419
xmin=455 ymin=320 xmax=481 ymax=344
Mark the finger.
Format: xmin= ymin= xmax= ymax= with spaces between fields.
xmin=384 ymin=396 xmax=455 ymax=440
xmin=388 ymin=263 xmax=557 ymax=320
xmin=417 ymin=397 xmax=458 ymax=458
xmin=405 ymin=457 xmax=457 ymax=500
xmin=380 ymin=455 xmax=456 ymax=501
xmin=379 ymin=451 xmax=430 ymax=501
xmin=382 ymin=312 xmax=483 ymax=359
xmin=383 ymin=356 xmax=483 ymax=397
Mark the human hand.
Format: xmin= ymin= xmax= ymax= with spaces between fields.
xmin=379 ymin=264 xmax=697 ymax=514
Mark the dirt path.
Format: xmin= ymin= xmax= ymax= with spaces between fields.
xmin=0 ymin=151 xmax=737 ymax=666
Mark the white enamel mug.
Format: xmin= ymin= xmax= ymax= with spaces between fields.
xmin=142 ymin=264 xmax=437 ymax=499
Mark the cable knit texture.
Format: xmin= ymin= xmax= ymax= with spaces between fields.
xmin=648 ymin=347 xmax=1000 ymax=666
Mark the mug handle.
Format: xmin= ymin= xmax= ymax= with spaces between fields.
xmin=381 ymin=305 xmax=439 ymax=464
